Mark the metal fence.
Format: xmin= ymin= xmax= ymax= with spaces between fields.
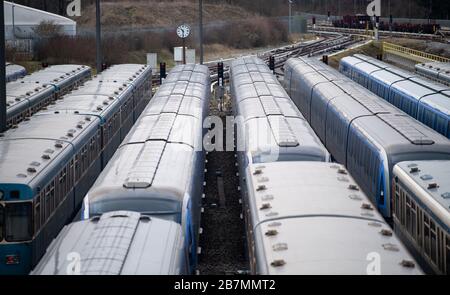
xmin=383 ymin=41 xmax=450 ymax=63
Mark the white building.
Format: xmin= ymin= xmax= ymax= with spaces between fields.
xmin=4 ymin=1 xmax=77 ymax=40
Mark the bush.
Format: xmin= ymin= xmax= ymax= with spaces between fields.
xmin=34 ymin=17 xmax=288 ymax=66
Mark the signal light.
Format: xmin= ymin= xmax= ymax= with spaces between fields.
xmin=269 ymin=56 xmax=275 ymax=73
xmin=5 ymin=255 xmax=20 ymax=265
xmin=218 ymin=62 xmax=224 ymax=87
xmin=160 ymin=62 xmax=167 ymax=84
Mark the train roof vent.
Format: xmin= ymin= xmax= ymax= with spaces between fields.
xmin=268 ymin=116 xmax=299 ymax=147
xmin=260 ymin=96 xmax=282 ymax=116
xmin=427 ymin=183 xmax=439 ymax=190
xmin=162 ymin=95 xmax=183 ymax=113
xmin=380 ymin=115 xmax=435 ymax=145
xmin=149 ymin=113 xmax=176 ymax=141
xmin=351 ymin=94 xmax=390 ymax=114
xmin=79 ymin=211 xmax=141 ymax=275
xmin=123 ymin=141 xmax=166 ymax=189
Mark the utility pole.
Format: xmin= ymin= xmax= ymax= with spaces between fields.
xmin=11 ymin=1 xmax=15 ymax=44
xmin=288 ymin=0 xmax=292 ymax=35
xmin=96 ymin=0 xmax=102 ymax=73
xmin=1 ymin=0 xmax=7 ymax=132
xmin=199 ymin=0 xmax=204 ymax=64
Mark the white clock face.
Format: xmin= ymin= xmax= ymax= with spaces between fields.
xmin=177 ymin=24 xmax=191 ymax=39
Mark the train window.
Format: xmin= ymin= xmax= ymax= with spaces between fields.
xmin=424 ymin=215 xmax=431 ymax=257
xmin=406 ymin=197 xmax=411 ymax=234
xmin=400 ymin=190 xmax=406 ymax=225
xmin=0 ymin=205 xmax=4 ymax=241
xmin=34 ymin=196 xmax=41 ymax=233
xmin=438 ymin=230 xmax=445 ymax=273
xmin=5 ymin=202 xmax=32 ymax=242
xmin=394 ymin=190 xmax=400 ymax=219
xmin=411 ymin=201 xmax=417 ymax=241
xmin=40 ymin=190 xmax=45 ymax=228
xmin=446 ymin=236 xmax=450 ymax=274
xmin=10 ymin=191 xmax=20 ymax=199
xmin=45 ymin=187 xmax=51 ymax=221
xmin=417 ymin=209 xmax=423 ymax=248
xmin=430 ymin=221 xmax=437 ymax=264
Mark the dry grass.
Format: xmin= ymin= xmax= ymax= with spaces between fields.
xmin=328 ymin=41 xmax=382 ymax=69
xmin=385 ymin=38 xmax=450 ymax=59
xmin=78 ymin=1 xmax=256 ymax=28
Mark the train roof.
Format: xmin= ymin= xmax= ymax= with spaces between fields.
xmin=1 ymin=113 xmax=99 ymax=143
xmin=416 ymin=62 xmax=450 ymax=73
xmin=394 ymin=161 xmax=450 ymax=230
xmin=0 ymin=114 xmax=100 ymax=185
xmin=0 ymin=138 xmax=73 ymax=186
xmin=420 ymin=93 xmax=450 ymax=116
xmin=6 ymin=81 xmax=54 ymax=109
xmin=141 ymin=95 xmax=205 ymax=120
xmin=41 ymin=64 xmax=90 ymax=75
xmin=408 ymin=77 xmax=450 ymax=92
xmin=340 ymin=56 xmax=364 ymax=67
xmin=353 ymin=114 xmax=450 ymax=155
xmin=96 ymin=64 xmax=151 ymax=84
xmin=5 ymin=63 xmax=26 ymax=81
xmin=392 ymin=80 xmax=437 ymax=99
xmin=243 ymin=116 xmax=329 ymax=163
xmin=86 ymin=64 xmax=209 ymax=218
xmin=41 ymin=94 xmax=122 ymax=119
xmin=31 ymin=211 xmax=184 ymax=275
xmin=87 ymin=141 xmax=194 ymax=217
xmin=247 ymin=162 xmax=422 ymax=275
xmin=352 ymin=61 xmax=382 ymax=74
xmin=352 ymin=55 xmax=449 ymax=92
xmin=232 ymin=57 xmax=330 ymax=163
xmin=352 ymin=54 xmax=391 ymax=69
xmin=369 ymin=69 xmax=409 ymax=85
xmin=74 ymin=81 xmax=134 ymax=96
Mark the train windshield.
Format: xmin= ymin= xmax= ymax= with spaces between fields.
xmin=0 ymin=205 xmax=4 ymax=242
xmin=5 ymin=202 xmax=32 ymax=242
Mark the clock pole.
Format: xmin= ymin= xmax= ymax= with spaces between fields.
xmin=183 ymin=38 xmax=186 ymax=65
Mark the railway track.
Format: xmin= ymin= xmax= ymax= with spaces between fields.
xmin=150 ymin=32 xmax=361 ymax=87
xmin=311 ymin=25 xmax=446 ymax=41
xmin=196 ymin=33 xmax=362 ymax=275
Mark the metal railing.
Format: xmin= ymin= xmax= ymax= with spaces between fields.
xmin=383 ymin=42 xmax=450 ymax=63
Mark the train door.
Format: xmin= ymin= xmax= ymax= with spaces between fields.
xmin=185 ymin=199 xmax=197 ymax=274
xmin=377 ymin=162 xmax=388 ymax=217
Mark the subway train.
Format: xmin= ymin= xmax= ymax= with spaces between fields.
xmin=230 ymin=56 xmax=330 ymax=166
xmin=339 ymin=54 xmax=450 ymax=139
xmin=31 ymin=211 xmax=187 ymax=275
xmin=6 ymin=65 xmax=91 ymax=128
xmin=230 ymin=57 xmax=421 ymax=275
xmin=393 ymin=160 xmax=450 ymax=275
xmin=284 ymin=57 xmax=450 ymax=218
xmin=245 ymin=161 xmax=423 ymax=275
xmin=415 ymin=62 xmax=450 ymax=86
xmin=5 ymin=63 xmax=27 ymax=82
xmin=79 ymin=64 xmax=210 ymax=274
xmin=0 ymin=64 xmax=152 ymax=275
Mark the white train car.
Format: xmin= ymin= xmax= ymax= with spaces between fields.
xmin=245 ymin=162 xmax=423 ymax=275
xmin=31 ymin=211 xmax=186 ymax=275
xmin=393 ymin=161 xmax=450 ymax=275
xmin=81 ymin=64 xmax=210 ymax=274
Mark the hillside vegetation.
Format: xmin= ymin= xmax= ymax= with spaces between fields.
xmin=13 ymin=0 xmax=450 ymax=20
xmin=77 ymin=1 xmax=257 ymax=28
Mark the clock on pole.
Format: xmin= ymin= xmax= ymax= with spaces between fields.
xmin=177 ymin=24 xmax=191 ymax=64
